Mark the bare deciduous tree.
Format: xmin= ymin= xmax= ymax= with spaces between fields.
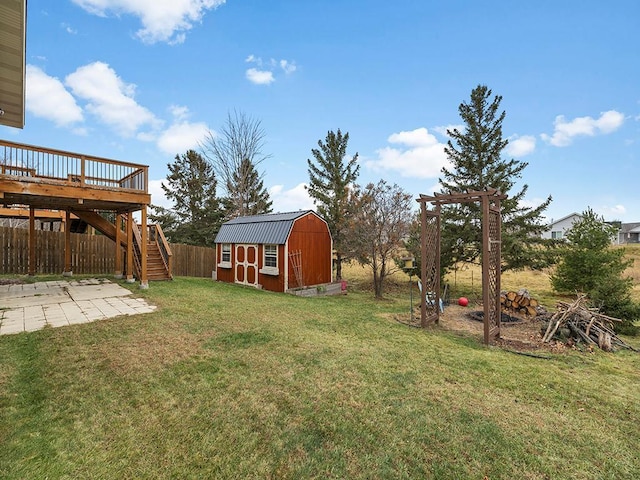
xmin=201 ymin=110 xmax=271 ymax=218
xmin=346 ymin=180 xmax=413 ymax=299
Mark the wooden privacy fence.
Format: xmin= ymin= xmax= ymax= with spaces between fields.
xmin=0 ymin=227 xmax=216 ymax=277
xmin=169 ymin=243 xmax=216 ymax=278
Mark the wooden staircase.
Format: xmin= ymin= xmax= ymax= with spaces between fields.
xmin=69 ymin=210 xmax=172 ymax=282
xmin=146 ymin=241 xmax=172 ymax=281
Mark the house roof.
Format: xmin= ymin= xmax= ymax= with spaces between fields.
xmin=0 ymin=0 xmax=27 ymax=129
xmin=548 ymin=212 xmax=581 ymax=228
xmin=215 ymin=210 xmax=318 ymax=245
xmin=620 ymin=222 xmax=640 ymax=233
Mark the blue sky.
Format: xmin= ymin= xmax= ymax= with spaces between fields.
xmin=2 ymin=0 xmax=639 ymax=222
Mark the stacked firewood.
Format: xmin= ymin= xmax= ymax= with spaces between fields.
xmin=541 ymin=295 xmax=637 ymax=351
xmin=500 ymin=289 xmax=540 ymax=316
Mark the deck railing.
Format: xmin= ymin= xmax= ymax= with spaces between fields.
xmin=0 ymin=139 xmax=148 ymax=192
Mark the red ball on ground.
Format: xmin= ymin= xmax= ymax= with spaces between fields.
xmin=458 ymin=297 xmax=469 ymax=307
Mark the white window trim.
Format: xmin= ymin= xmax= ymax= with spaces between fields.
xmin=260 ymin=244 xmax=279 ymax=275
xmin=259 ymin=266 xmax=279 ymax=275
xmin=218 ymin=244 xmax=232 ymax=268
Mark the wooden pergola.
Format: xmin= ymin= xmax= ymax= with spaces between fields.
xmin=0 ymin=139 xmax=152 ymax=287
xmin=417 ymin=189 xmax=506 ymax=345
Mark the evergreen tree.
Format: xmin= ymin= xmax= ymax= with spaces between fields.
xmin=150 ymin=149 xmax=223 ymax=247
xmin=551 ymin=208 xmax=639 ymax=333
xmin=306 ymin=129 xmax=359 ymax=280
xmin=224 ymin=158 xmax=272 ymax=217
xmin=439 ymin=84 xmax=552 ymax=272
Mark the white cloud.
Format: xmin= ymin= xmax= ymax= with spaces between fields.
xmin=366 ymin=127 xmax=449 ymax=178
xmin=245 ymin=55 xmax=297 ymax=85
xmin=279 ymin=59 xmax=297 ymax=74
xmin=597 ymin=204 xmax=626 ymax=219
xmin=61 ymin=23 xmax=77 ymax=34
xmin=157 ymin=121 xmax=209 ymax=155
xmin=169 ymin=104 xmax=190 ymax=121
xmin=506 ymin=135 xmax=536 ymax=157
xmin=541 ymin=110 xmax=625 ymax=147
xmin=25 ymin=65 xmax=84 ymax=127
xmin=71 ymin=0 xmax=226 ymax=44
xmin=65 ymin=61 xmax=160 ymax=137
xmin=269 ymin=183 xmax=314 ymax=213
xmin=148 ymin=179 xmax=173 ymax=209
xmin=246 ymin=68 xmax=275 ymax=85
xmin=432 ymin=124 xmax=465 ymax=137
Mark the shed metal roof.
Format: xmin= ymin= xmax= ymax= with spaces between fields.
xmin=215 ymin=210 xmax=317 ymax=245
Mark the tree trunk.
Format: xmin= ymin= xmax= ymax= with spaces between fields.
xmin=335 ymin=252 xmax=342 ymax=281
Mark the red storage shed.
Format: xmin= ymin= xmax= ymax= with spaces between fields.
xmin=214 ymin=210 xmax=332 ymax=292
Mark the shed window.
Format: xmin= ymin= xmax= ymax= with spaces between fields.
xmin=551 ymin=231 xmax=563 ymax=240
xmin=222 ymin=244 xmax=231 ymax=262
xmin=264 ymin=245 xmax=277 ymax=267
xmin=219 ymin=243 xmax=232 ymax=268
xmin=260 ymin=244 xmax=279 ymax=275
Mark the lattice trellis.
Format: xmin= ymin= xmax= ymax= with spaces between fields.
xmin=482 ymin=201 xmax=502 ymax=343
xmin=420 ymin=208 xmax=440 ymax=327
xmin=417 ymin=189 xmax=506 ymax=345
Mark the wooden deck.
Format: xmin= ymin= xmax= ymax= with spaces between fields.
xmin=0 ymin=139 xmax=150 ymax=212
xmin=0 ymin=139 xmax=163 ymax=285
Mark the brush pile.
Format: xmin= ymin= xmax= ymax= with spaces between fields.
xmin=541 ymin=295 xmax=637 ymax=351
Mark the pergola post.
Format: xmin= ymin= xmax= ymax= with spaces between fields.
xmin=63 ymin=209 xmax=72 ymax=276
xmin=420 ymin=201 xmax=427 ymax=328
xmin=482 ymin=195 xmax=491 ymax=344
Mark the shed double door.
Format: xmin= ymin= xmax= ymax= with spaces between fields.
xmin=235 ymin=244 xmax=258 ymax=287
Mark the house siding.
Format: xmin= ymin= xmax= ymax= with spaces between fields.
xmin=541 ymin=213 xmax=581 ymax=240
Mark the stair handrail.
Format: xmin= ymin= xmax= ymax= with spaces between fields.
xmin=151 ymin=223 xmax=173 ymax=279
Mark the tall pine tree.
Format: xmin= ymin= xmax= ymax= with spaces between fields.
xmin=150 ymin=149 xmax=223 ymax=247
xmin=439 ymin=85 xmax=552 ymax=272
xmin=306 ymin=129 xmax=359 ymax=280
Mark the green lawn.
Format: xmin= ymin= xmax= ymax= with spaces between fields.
xmin=1 ymin=276 xmax=640 ymax=479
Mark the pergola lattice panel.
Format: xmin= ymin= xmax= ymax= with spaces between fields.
xmin=482 ymin=202 xmax=502 ymax=343
xmin=420 ymin=208 xmax=440 ymax=327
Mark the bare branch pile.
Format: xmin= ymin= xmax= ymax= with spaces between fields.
xmin=541 ymin=295 xmax=637 ymax=352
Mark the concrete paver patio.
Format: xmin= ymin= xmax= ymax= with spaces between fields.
xmin=0 ymin=278 xmax=157 ymax=335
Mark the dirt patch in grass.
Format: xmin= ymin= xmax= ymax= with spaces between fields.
xmin=394 ymin=304 xmax=569 ymax=354
xmin=94 ymin=330 xmax=209 ymax=376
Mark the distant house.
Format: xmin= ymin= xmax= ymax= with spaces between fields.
xmin=213 ymin=210 xmax=332 ymax=293
xmin=541 ymin=213 xmax=582 ymax=240
xmin=617 ymin=223 xmax=640 ymax=244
